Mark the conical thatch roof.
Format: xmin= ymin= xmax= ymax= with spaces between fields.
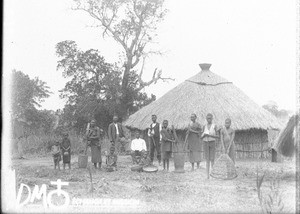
xmin=273 ymin=114 xmax=298 ymax=157
xmin=124 ymin=64 xmax=283 ymax=131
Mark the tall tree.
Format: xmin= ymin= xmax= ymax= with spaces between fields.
xmin=56 ymin=40 xmax=155 ymax=132
xmin=73 ymin=0 xmax=172 ymax=118
xmin=262 ymin=101 xmax=291 ymax=124
xmin=11 ymin=69 xmax=51 ymax=120
xmin=11 ymin=70 xmax=53 ymax=138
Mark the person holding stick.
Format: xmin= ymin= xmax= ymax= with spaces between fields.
xmin=186 ymin=113 xmax=202 ymax=171
xmin=220 ymin=118 xmax=235 ymax=163
xmin=86 ymin=119 xmax=102 ymax=169
xmin=147 ymin=115 xmax=162 ymax=165
xmin=161 ymin=120 xmax=174 ymax=171
xmin=201 ymin=113 xmax=219 ymax=179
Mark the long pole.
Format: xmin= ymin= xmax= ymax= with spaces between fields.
xmin=183 ymin=130 xmax=189 ymax=152
xmin=84 ymin=139 xmax=88 ymax=155
xmin=172 ymin=126 xmax=180 ymax=152
xmin=150 ymin=135 xmax=155 ymax=165
xmin=85 ymin=122 xmax=91 ymax=155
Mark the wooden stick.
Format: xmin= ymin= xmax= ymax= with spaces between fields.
xmin=84 ymin=137 xmax=89 ymax=155
xmin=172 ymin=126 xmax=180 ymax=152
xmin=150 ymin=136 xmax=155 ymax=164
xmin=226 ymin=139 xmax=234 ymax=155
xmin=87 ymin=165 xmax=93 ymax=194
xmin=183 ymin=130 xmax=189 ymax=152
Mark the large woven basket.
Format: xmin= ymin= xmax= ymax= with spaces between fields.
xmin=210 ymin=154 xmax=237 ymax=180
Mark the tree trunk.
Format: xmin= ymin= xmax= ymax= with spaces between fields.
xmin=120 ymin=55 xmax=134 ymax=119
xmin=271 ymin=148 xmax=277 ymax=162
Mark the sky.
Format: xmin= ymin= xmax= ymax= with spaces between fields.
xmin=3 ymin=0 xmax=298 ymax=112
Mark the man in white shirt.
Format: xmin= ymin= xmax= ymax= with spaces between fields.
xmin=130 ymin=131 xmax=147 ymax=164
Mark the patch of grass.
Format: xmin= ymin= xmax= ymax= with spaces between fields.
xmin=140 ymin=184 xmax=155 ymax=192
xmin=256 ymin=168 xmax=289 ymax=213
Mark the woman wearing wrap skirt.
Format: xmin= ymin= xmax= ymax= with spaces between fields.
xmin=161 ymin=120 xmax=174 ymax=171
xmin=86 ymin=120 xmax=102 ymax=169
xmin=187 ymin=113 xmax=202 ymax=171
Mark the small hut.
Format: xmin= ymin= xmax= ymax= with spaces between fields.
xmin=124 ymin=64 xmax=283 ymax=158
xmin=273 ymin=114 xmax=298 ymax=157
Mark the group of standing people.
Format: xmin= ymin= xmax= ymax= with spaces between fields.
xmin=188 ymin=113 xmax=235 ymax=179
xmin=85 ymin=117 xmax=122 ymax=171
xmin=51 ymin=133 xmax=71 ymax=170
xmin=55 ymin=113 xmax=235 ymax=178
xmin=143 ymin=113 xmax=235 ymax=178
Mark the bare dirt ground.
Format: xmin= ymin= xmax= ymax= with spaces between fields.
xmin=11 ymin=155 xmax=296 ymax=213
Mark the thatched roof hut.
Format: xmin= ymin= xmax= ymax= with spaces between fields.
xmin=125 ymin=64 xmax=282 ymax=130
xmin=124 ymin=64 xmax=283 ymax=158
xmin=273 ymin=114 xmax=298 ymax=157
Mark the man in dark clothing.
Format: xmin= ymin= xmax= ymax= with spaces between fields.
xmin=147 ymin=115 xmax=161 ymax=165
xmin=108 ymin=115 xmax=125 ymax=152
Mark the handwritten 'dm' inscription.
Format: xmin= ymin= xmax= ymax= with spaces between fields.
xmin=17 ymin=179 xmax=70 ymax=208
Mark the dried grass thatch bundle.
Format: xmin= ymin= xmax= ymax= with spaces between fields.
xmin=273 ymin=114 xmax=298 ymax=157
xmin=124 ymin=64 xmax=282 ymax=131
xmin=210 ymin=154 xmax=237 ymax=180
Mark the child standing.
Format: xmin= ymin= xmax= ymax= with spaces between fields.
xmin=220 ymin=118 xmax=235 ymax=163
xmin=52 ymin=141 xmax=61 ymax=170
xmin=105 ymin=146 xmax=118 ymax=171
xmin=161 ymin=120 xmax=174 ymax=171
xmin=61 ymin=133 xmax=71 ymax=170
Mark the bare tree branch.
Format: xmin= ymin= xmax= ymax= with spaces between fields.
xmin=138 ymin=56 xmax=146 ymax=81
xmin=73 ymin=5 xmax=129 ymax=53
xmin=102 ymin=9 xmax=117 ymax=38
xmin=137 ymin=67 xmax=174 ymax=91
xmin=70 ymin=0 xmax=172 ymax=116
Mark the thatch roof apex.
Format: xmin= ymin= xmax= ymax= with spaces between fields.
xmin=199 ymin=63 xmax=211 ymax=71
xmin=124 ymin=64 xmax=283 ymax=131
xmin=187 ymin=64 xmax=231 ymax=85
